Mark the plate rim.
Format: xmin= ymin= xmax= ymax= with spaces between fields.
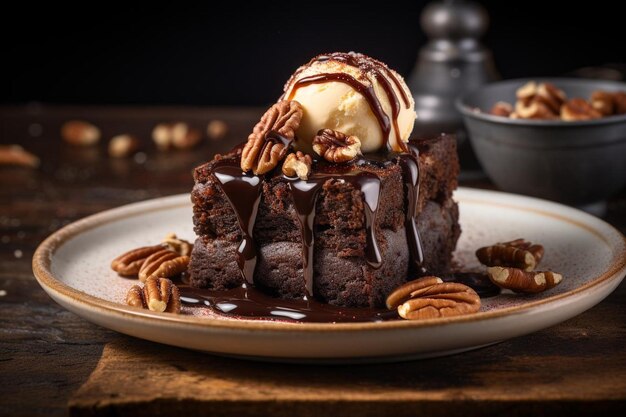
xmin=32 ymin=187 xmax=626 ymax=333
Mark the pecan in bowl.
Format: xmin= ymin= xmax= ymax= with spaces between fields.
xmin=560 ymin=98 xmax=603 ymax=121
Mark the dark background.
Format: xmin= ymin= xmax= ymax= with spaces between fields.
xmin=5 ymin=1 xmax=625 ymax=106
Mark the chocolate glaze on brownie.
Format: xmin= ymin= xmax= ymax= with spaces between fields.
xmin=189 ymin=134 xmax=460 ymax=308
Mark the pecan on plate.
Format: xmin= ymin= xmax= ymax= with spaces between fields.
xmin=162 ymin=233 xmax=193 ymax=256
xmin=126 ymin=277 xmax=181 ymax=313
xmin=487 ymin=266 xmax=562 ymax=294
xmin=312 ymin=129 xmax=362 ymax=163
xmin=476 ymin=239 xmax=543 ymax=272
xmin=386 ymin=276 xmax=480 ymax=320
xmin=138 ymin=249 xmax=189 ymax=283
xmin=111 ymin=245 xmax=165 ymax=276
xmin=112 ymin=234 xmax=193 ymax=279
xmin=282 ymin=151 xmax=312 ymax=180
xmin=241 ymin=100 xmax=303 ymax=175
xmin=501 ymin=239 xmax=544 ymax=264
xmin=561 ymin=98 xmax=602 ymax=121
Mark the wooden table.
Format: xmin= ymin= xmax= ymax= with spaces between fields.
xmin=1 ymin=106 xmax=625 ymax=417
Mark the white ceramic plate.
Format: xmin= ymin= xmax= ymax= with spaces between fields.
xmin=33 ymin=188 xmax=626 ymax=363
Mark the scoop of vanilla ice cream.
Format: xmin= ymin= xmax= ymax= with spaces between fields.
xmin=283 ymin=55 xmax=416 ymax=153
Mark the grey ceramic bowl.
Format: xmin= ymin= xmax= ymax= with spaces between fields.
xmin=457 ymin=78 xmax=626 ymax=206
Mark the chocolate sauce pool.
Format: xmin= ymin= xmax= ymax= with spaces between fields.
xmin=179 ymin=284 xmax=398 ymax=323
xmin=179 ymin=272 xmax=499 ymax=323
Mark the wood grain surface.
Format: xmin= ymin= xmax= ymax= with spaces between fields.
xmin=1 ymin=105 xmax=625 ymax=417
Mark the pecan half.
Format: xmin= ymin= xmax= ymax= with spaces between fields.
xmin=125 ymin=277 xmax=181 ymax=313
xmin=152 ymin=123 xmax=175 ymax=151
xmin=386 ymin=276 xmax=443 ymax=309
xmin=500 ymin=238 xmax=544 ymax=264
xmin=0 ymin=145 xmax=40 ymax=168
xmin=241 ymin=100 xmax=302 ymax=174
xmin=112 ymin=234 xmax=193 ymax=279
xmin=536 ymin=83 xmax=566 ymax=114
xmin=171 ymin=122 xmax=202 ymax=150
xmin=514 ymin=82 xmax=565 ymax=119
xmin=138 ymin=249 xmax=189 ymax=282
xmin=489 ymin=101 xmax=513 ymax=117
xmin=108 ymin=134 xmax=140 ymax=158
xmin=515 ymin=99 xmax=558 ymax=120
xmin=386 ymin=276 xmax=480 ymax=320
xmin=126 ymin=285 xmax=145 ymax=308
xmin=487 ymin=266 xmax=562 ymax=294
xmin=476 ymin=239 xmax=543 ymax=272
xmin=282 ymin=151 xmax=312 ymax=180
xmin=152 ymin=122 xmax=201 ymax=151
xmin=613 ymin=92 xmax=626 ymax=114
xmin=312 ymin=129 xmax=362 ymax=163
xmin=61 ymin=120 xmax=101 ymax=146
xmin=207 ymin=119 xmax=228 ymax=141
xmin=590 ymin=91 xmax=615 ymax=116
xmin=111 ymin=245 xmax=165 ymax=276
xmin=516 ymin=81 xmax=538 ymax=100
xmin=162 ymin=233 xmax=193 ymax=256
xmin=561 ymin=98 xmax=602 ymax=121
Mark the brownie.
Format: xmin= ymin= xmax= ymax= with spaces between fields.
xmin=189 ymin=134 xmax=460 ymax=308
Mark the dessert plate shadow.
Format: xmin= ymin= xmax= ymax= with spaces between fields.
xmin=33 ymin=188 xmax=626 ymax=363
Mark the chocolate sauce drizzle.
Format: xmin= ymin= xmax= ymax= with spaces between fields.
xmin=286 ymin=52 xmax=411 ymax=153
xmin=212 ymin=161 xmax=263 ymax=285
xmin=395 ymin=148 xmax=425 ymax=272
xmin=287 ymin=165 xmax=384 ymax=297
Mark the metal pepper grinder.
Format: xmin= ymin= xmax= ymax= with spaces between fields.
xmin=409 ymin=0 xmax=499 ymax=142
